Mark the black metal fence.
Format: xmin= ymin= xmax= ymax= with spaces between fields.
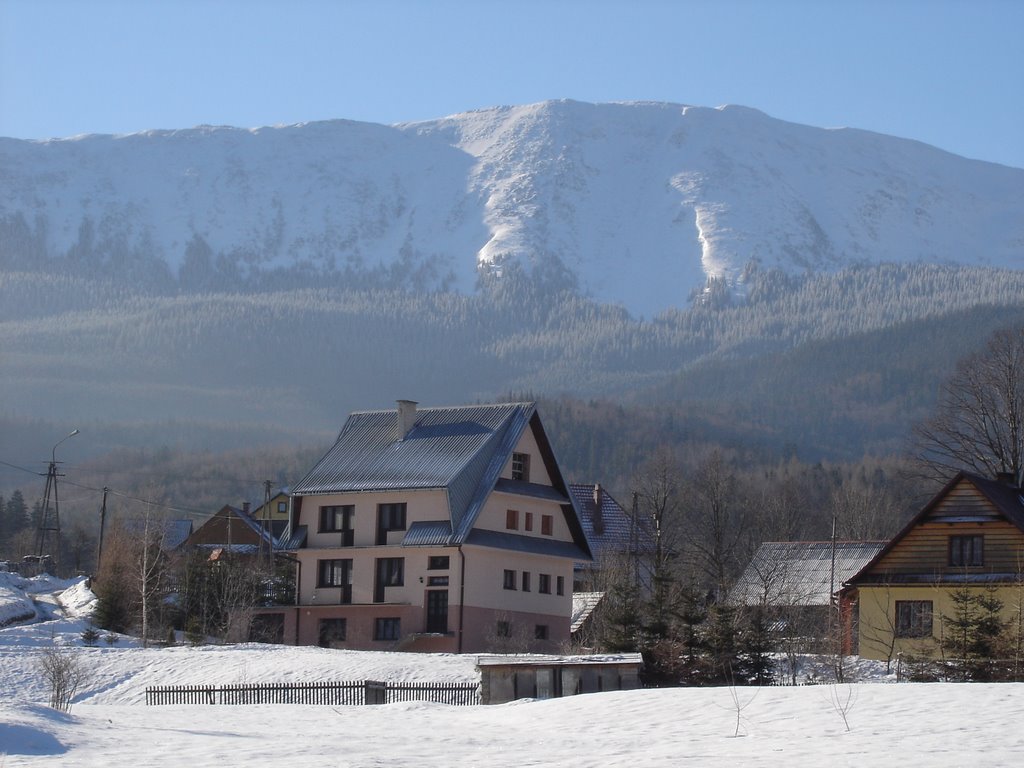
xmin=145 ymin=680 xmax=480 ymax=706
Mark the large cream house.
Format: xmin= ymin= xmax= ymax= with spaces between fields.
xmin=278 ymin=400 xmax=591 ymax=653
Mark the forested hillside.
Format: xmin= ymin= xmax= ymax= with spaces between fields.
xmin=3 ymin=263 xmax=1023 ymax=487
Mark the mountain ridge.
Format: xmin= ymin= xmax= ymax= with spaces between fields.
xmin=2 ymin=100 xmax=1021 ymax=316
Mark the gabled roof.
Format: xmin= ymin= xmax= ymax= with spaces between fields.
xmin=730 ymin=540 xmax=886 ymax=607
xmin=187 ymin=504 xmax=279 ymax=549
xmin=567 ymin=483 xmax=655 ymax=562
xmin=845 ymin=471 xmax=1024 ymax=587
xmin=292 ymin=402 xmax=590 ymax=555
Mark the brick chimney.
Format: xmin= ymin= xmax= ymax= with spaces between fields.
xmin=396 ymin=399 xmax=418 ymax=441
xmin=241 ymin=502 xmax=251 ymax=515
xmin=592 ymin=483 xmax=605 ymax=535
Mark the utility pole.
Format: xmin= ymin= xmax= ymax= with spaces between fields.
xmin=95 ymin=487 xmax=109 ymax=576
xmin=631 ymin=491 xmax=641 ymax=593
xmin=260 ymin=479 xmax=273 ymax=571
xmin=35 ymin=428 xmax=79 ymax=575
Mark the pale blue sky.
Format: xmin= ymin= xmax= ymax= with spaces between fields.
xmin=2 ymin=0 xmax=1022 ymax=168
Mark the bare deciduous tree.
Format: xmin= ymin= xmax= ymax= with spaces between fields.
xmin=38 ymin=644 xmax=88 ymax=712
xmin=631 ymin=447 xmax=687 ymax=639
xmin=683 ymin=451 xmax=750 ymax=601
xmin=914 ymin=325 xmax=1024 ymax=485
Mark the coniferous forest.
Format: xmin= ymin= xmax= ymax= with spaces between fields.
xmin=2 ymin=257 xmax=1024 ymax=579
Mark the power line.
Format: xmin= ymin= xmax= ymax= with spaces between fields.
xmin=0 ymin=458 xmax=46 ymax=477
xmin=62 ymin=479 xmax=216 ymax=519
xmin=3 ymin=455 xmax=295 ymax=519
xmin=2 ymin=456 xmax=291 ymax=496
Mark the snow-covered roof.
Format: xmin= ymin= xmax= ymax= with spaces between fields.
xmin=571 ymin=591 xmax=604 ymax=634
xmin=729 ymin=541 xmax=885 ymax=607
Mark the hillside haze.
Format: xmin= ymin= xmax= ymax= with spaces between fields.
xmin=2 ymin=100 xmax=1022 ymax=316
xmin=2 ymin=101 xmax=1023 ymax=484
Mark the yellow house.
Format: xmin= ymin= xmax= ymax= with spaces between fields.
xmin=844 ymin=472 xmax=1024 ymax=662
xmin=274 ymin=400 xmax=592 ymax=653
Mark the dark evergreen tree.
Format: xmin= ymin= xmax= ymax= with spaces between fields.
xmin=601 ymin=577 xmax=644 ymax=653
xmin=941 ymin=583 xmax=1010 ymax=681
xmin=6 ymin=490 xmax=28 ymax=533
xmin=704 ymin=604 xmax=742 ymax=684
xmin=739 ymin=606 xmax=776 ymax=686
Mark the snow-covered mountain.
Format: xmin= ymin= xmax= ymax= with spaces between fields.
xmin=2 ymin=100 xmax=1022 ymax=315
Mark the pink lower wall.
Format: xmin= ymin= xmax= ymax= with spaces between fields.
xmin=257 ymin=603 xmax=570 ymax=653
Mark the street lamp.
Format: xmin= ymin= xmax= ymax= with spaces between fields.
xmin=35 ymin=428 xmax=80 ymax=575
xmin=52 ymin=428 xmax=80 ymax=464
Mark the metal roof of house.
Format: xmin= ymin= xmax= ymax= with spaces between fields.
xmin=293 ymin=403 xmax=532 ymax=495
xmin=464 ymin=528 xmax=590 ymax=560
xmin=729 ymin=540 xmax=886 ymax=607
xmin=278 ymin=525 xmax=308 ymax=551
xmin=401 ymin=521 xmax=455 ymax=547
xmin=291 ymin=401 xmax=591 ymax=556
xmin=567 ymin=483 xmax=656 ymax=563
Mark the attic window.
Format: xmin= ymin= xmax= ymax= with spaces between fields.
xmin=949 ymin=535 xmax=984 ymax=567
xmin=511 ymin=453 xmax=530 ymax=482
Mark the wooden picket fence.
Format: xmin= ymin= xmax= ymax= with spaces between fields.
xmin=145 ymin=680 xmax=480 ymax=706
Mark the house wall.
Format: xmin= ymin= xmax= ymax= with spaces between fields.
xmin=870 ymin=519 xmax=1024 ymax=576
xmin=462 ymin=544 xmax=573 ymax=619
xmin=501 ymin=430 xmax=553 ymax=486
xmin=297 ymin=545 xmax=458 ymax=606
xmin=479 ymin=661 xmax=643 ymax=704
xmin=474 ymin=490 xmax=572 ymax=539
xmin=295 ymin=603 xmax=435 ymax=649
xmin=460 ymin=605 xmax=569 ymax=653
xmin=856 ymin=583 xmax=1024 ymax=661
xmin=303 ymin=489 xmax=450 ymax=550
xmin=252 ymin=492 xmax=291 ymax=522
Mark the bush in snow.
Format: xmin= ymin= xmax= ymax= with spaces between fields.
xmin=38 ymin=644 xmax=88 ymax=712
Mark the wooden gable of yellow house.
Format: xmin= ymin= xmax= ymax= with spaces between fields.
xmin=844 ymin=472 xmax=1024 ymax=661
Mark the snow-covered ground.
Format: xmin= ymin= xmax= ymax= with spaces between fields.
xmin=2 ymin=576 xmax=1022 ymax=766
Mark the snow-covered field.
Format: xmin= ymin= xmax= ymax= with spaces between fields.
xmin=2 ymin=575 xmax=1022 ymax=766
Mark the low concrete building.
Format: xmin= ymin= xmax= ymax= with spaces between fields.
xmin=477 ymin=653 xmax=643 ymax=704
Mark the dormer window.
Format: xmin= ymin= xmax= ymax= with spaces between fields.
xmin=949 ymin=535 xmax=983 ymax=567
xmin=511 ymin=452 xmax=530 ymax=481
